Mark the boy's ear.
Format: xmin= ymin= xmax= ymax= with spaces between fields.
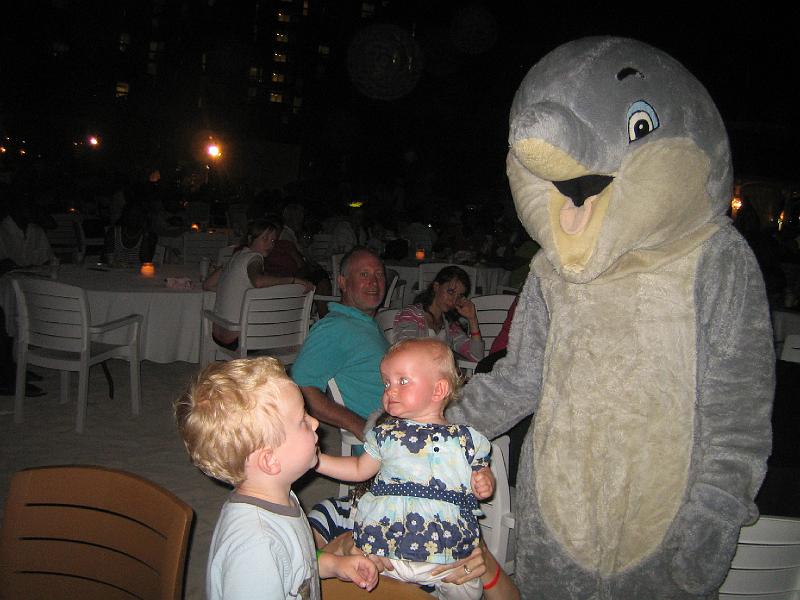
xmin=254 ymin=448 xmax=281 ymax=476
xmin=431 ymin=378 xmax=449 ymax=403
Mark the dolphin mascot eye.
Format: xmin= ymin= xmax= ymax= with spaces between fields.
xmin=627 ymin=100 xmax=659 ymax=142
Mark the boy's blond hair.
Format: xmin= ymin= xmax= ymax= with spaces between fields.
xmin=383 ymin=337 xmax=462 ymax=404
xmin=175 ymin=356 xmax=293 ymax=486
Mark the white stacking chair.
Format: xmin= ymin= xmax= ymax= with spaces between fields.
xmin=331 ymin=253 xmax=344 ymax=296
xmin=182 ymin=231 xmax=229 ymax=265
xmin=418 ymin=263 xmax=478 ymax=297
xmin=383 ymin=269 xmax=405 ymax=309
xmin=718 ymin=515 xmax=800 ymax=599
xmin=46 ymin=212 xmax=84 ymax=259
xmin=12 ymin=278 xmax=142 ymax=434
xmin=201 ymin=284 xmax=314 ymax=367
xmin=327 ymin=378 xmax=362 ymax=498
xmin=780 ymin=334 xmax=800 ymax=363
xmin=375 ymin=308 xmax=399 ymax=344
xmin=480 ymin=435 xmax=515 ymax=574
xmin=471 ymin=294 xmax=517 ymax=354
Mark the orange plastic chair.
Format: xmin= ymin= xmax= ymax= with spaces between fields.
xmin=0 ymin=465 xmax=194 ymax=600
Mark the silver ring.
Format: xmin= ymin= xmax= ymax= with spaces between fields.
xmin=463 ymin=564 xmax=472 ymax=575
xmin=363 ymin=552 xmax=369 ymax=559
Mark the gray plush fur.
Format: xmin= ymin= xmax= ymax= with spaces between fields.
xmin=447 ymin=37 xmax=773 ymax=599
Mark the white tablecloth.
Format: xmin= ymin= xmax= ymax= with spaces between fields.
xmin=2 ymin=264 xmax=214 ymax=364
xmin=385 ymin=261 xmax=511 ymax=306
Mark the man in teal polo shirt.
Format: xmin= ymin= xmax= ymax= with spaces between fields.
xmin=292 ymin=247 xmax=388 ymax=440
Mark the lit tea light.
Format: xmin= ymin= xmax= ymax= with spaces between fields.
xmin=191 ymin=223 xmax=200 ymax=231
xmin=415 ymin=248 xmax=426 ymax=261
xmin=140 ymin=262 xmax=156 ymax=278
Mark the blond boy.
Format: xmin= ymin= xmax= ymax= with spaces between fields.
xmin=176 ymin=357 xmax=377 ymax=600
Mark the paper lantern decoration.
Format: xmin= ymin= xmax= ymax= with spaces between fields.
xmin=347 ymin=24 xmax=424 ymax=100
xmin=140 ymin=262 xmax=156 ymax=278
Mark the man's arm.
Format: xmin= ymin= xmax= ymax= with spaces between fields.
xmin=300 ymin=385 xmax=367 ymax=440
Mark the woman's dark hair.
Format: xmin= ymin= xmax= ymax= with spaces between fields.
xmin=413 ymin=265 xmax=472 ymax=315
xmin=244 ymin=218 xmax=281 ymax=246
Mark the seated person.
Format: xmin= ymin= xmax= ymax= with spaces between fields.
xmin=393 ymin=266 xmax=484 ymax=362
xmin=202 ymin=218 xmax=313 ymax=349
xmin=315 ymin=339 xmax=495 ymax=599
xmin=103 ymin=201 xmax=157 ymax=266
xmin=175 ymin=357 xmax=378 ymax=599
xmin=292 ymin=248 xmax=388 ymax=439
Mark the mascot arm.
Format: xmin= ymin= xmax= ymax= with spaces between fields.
xmin=668 ymin=229 xmax=774 ymax=594
xmin=446 ymin=274 xmax=549 ymax=439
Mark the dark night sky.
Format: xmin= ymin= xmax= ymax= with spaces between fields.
xmin=1 ymin=2 xmax=797 ymax=187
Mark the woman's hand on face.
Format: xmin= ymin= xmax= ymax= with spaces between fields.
xmin=455 ymin=297 xmax=477 ymax=321
xmin=430 ymin=547 xmax=486 ymax=584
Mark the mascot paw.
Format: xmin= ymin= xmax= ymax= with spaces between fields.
xmin=669 ymin=484 xmax=749 ymax=594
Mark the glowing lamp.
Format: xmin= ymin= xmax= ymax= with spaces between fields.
xmin=207 ymin=144 xmax=221 ymax=159
xmin=415 ymin=248 xmax=426 ymax=261
xmin=88 ymin=136 xmax=99 ymax=146
xmin=191 ymin=223 xmax=200 ymax=231
xmin=140 ymin=262 xmax=156 ymax=278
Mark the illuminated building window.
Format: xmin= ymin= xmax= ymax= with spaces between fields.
xmin=119 ymin=33 xmax=130 ymax=52
xmin=116 ymin=82 xmax=130 ymax=98
xmin=361 ymin=2 xmax=375 ymax=18
xmin=277 ymin=11 xmax=291 ymax=22
xmin=273 ymin=52 xmax=287 ymax=63
xmin=276 ymin=32 xmax=289 ymax=43
xmin=249 ymin=66 xmax=263 ymax=82
xmin=318 ymin=45 xmax=330 ymax=56
xmin=270 ymin=92 xmax=284 ymax=103
xmin=303 ymin=0 xmax=309 ymax=15
xmin=271 ymin=72 xmax=285 ymax=83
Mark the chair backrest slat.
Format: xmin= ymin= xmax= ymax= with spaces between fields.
xmin=375 ymin=308 xmax=398 ymax=344
xmin=719 ymin=515 xmax=800 ymax=597
xmin=471 ymin=294 xmax=517 ymax=353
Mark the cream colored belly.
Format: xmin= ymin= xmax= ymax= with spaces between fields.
xmin=534 ymin=252 xmax=697 ymax=575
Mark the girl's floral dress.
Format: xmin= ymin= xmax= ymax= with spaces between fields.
xmin=353 ymin=417 xmax=491 ymax=564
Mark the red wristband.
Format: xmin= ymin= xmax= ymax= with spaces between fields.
xmin=470 ymin=330 xmax=481 ymax=337
xmin=483 ymin=563 xmax=501 ymax=590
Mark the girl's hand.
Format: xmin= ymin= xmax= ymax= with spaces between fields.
xmin=455 ymin=297 xmax=477 ymax=321
xmin=431 ymin=547 xmax=486 ymax=584
xmin=471 ymin=466 xmax=495 ymax=500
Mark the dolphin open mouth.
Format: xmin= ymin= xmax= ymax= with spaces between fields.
xmin=553 ymin=175 xmax=614 ymax=235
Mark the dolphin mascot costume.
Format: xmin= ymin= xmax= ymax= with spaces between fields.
xmin=448 ymin=37 xmax=774 ymax=598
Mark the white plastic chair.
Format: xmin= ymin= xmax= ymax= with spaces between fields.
xmin=418 ymin=263 xmax=478 ymax=297
xmin=331 ymin=253 xmax=344 ymax=296
xmin=383 ymin=269 xmax=405 ymax=309
xmin=201 ymin=283 xmax=314 ymax=367
xmin=480 ymin=435 xmax=515 ymax=574
xmin=375 ymin=308 xmax=399 ymax=344
xmin=780 ymin=334 xmax=800 ymax=363
xmin=326 ymin=378 xmax=362 ymax=498
xmin=46 ymin=212 xmax=83 ymax=259
xmin=471 ymin=294 xmax=517 ymax=354
xmin=12 ymin=278 xmax=142 ymax=434
xmin=718 ymin=515 xmax=800 ymax=598
xmin=182 ymin=231 xmax=230 ymax=265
